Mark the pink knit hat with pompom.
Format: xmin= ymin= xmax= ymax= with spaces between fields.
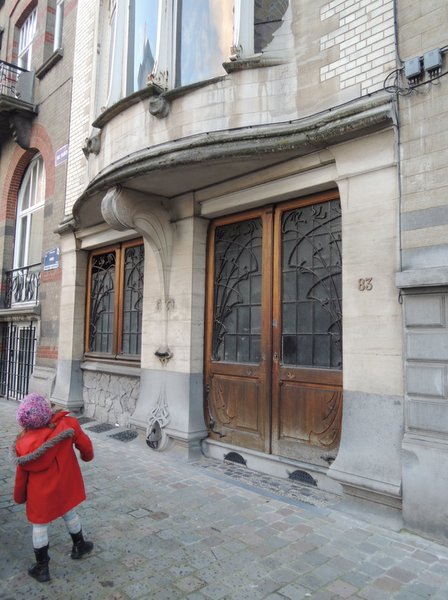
xmin=17 ymin=393 xmax=52 ymax=429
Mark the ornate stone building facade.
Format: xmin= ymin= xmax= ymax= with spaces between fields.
xmin=2 ymin=0 xmax=448 ymax=543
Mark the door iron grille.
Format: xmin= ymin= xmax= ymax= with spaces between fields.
xmin=0 ymin=323 xmax=36 ymax=400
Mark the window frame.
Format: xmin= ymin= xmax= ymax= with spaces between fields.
xmin=85 ymin=238 xmax=144 ymax=362
xmin=53 ymin=0 xmax=65 ymax=51
xmin=18 ymin=8 xmax=37 ymax=70
xmin=232 ymin=0 xmax=255 ymax=59
xmin=13 ymin=154 xmax=45 ymax=270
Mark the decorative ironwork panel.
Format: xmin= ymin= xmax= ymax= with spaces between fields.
xmin=212 ymin=219 xmax=262 ymax=363
xmin=0 ymin=60 xmax=21 ymax=97
xmin=122 ymin=244 xmax=144 ymax=355
xmin=88 ymin=251 xmax=116 ymax=353
xmin=0 ymin=60 xmax=34 ymax=103
xmin=4 ymin=264 xmax=41 ymax=307
xmin=281 ymin=200 xmax=342 ymax=368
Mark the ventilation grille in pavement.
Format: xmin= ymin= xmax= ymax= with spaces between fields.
xmin=86 ymin=423 xmax=116 ymax=433
xmin=108 ymin=430 xmax=139 ymax=442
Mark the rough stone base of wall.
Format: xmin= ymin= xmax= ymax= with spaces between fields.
xmin=82 ymin=371 xmax=140 ymax=427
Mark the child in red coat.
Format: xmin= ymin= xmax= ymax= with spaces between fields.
xmin=13 ymin=393 xmax=94 ymax=583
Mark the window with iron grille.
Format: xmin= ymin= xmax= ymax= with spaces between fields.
xmin=86 ymin=240 xmax=144 ymax=359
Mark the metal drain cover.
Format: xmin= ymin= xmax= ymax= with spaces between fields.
xmin=288 ymin=469 xmax=317 ymax=487
xmin=224 ymin=451 xmax=247 ymax=466
xmin=108 ymin=430 xmax=139 ymax=442
xmin=86 ymin=423 xmax=116 ymax=433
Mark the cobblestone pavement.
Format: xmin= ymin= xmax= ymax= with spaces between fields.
xmin=2 ymin=397 xmax=448 ymax=600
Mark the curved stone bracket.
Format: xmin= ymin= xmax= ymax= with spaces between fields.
xmin=101 ymin=186 xmax=175 ymax=303
xmin=10 ymin=113 xmax=33 ymax=149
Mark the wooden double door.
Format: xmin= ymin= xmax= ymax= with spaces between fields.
xmin=204 ymin=191 xmax=343 ymax=464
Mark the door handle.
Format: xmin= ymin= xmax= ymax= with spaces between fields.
xmin=273 ymin=352 xmax=279 ymax=363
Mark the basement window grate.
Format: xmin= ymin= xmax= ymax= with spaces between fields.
xmin=288 ymin=470 xmax=317 ymax=487
xmin=224 ymin=452 xmax=247 ymax=466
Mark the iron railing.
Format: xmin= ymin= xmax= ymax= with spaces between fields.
xmin=0 ymin=60 xmax=34 ymax=104
xmin=4 ymin=264 xmax=41 ymax=308
xmin=0 ymin=322 xmax=36 ymax=400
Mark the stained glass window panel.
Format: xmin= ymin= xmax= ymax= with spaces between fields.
xmin=121 ymin=244 xmax=144 ymax=355
xmin=281 ymin=200 xmax=342 ymax=369
xmin=89 ymin=252 xmax=116 ymax=353
xmin=213 ymin=218 xmax=262 ymax=364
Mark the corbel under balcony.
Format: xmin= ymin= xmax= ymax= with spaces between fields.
xmin=0 ymin=60 xmax=37 ymax=149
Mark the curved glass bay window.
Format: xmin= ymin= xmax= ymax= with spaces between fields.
xmin=107 ymin=0 xmax=233 ymax=99
xmin=107 ymin=0 xmax=160 ymax=104
xmin=175 ymin=0 xmax=233 ymax=87
xmin=86 ymin=240 xmax=144 ymax=359
xmin=105 ymin=0 xmax=283 ymax=103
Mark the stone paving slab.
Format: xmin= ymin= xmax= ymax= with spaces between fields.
xmin=2 ymin=397 xmax=448 ymax=599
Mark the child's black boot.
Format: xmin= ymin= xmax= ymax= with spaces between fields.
xmin=28 ymin=544 xmax=50 ymax=582
xmin=70 ymin=530 xmax=93 ymax=559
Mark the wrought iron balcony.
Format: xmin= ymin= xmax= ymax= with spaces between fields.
xmin=3 ymin=264 xmax=41 ymax=308
xmin=0 ymin=60 xmax=37 ymax=148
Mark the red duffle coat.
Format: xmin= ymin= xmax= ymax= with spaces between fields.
xmin=13 ymin=411 xmax=94 ymax=524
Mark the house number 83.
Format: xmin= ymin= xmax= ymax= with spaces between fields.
xmin=358 ymin=277 xmax=373 ymax=291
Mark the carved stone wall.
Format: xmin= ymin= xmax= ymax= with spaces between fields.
xmin=82 ymin=371 xmax=140 ymax=427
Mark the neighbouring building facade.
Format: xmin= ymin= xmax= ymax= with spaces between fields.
xmin=1 ymin=0 xmax=448 ymax=544
xmin=0 ymin=1 xmax=76 ymax=402
xmin=394 ymin=1 xmax=448 ymax=542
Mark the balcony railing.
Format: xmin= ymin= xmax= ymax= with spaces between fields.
xmin=4 ymin=264 xmax=41 ymax=308
xmin=0 ymin=60 xmax=34 ymax=105
xmin=0 ymin=61 xmax=36 ymax=147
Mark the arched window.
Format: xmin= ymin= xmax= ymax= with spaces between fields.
xmin=14 ymin=154 xmax=45 ymax=269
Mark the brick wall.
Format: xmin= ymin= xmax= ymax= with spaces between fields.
xmin=64 ymin=0 xmax=97 ymax=216
xmin=320 ymin=0 xmax=396 ymax=94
